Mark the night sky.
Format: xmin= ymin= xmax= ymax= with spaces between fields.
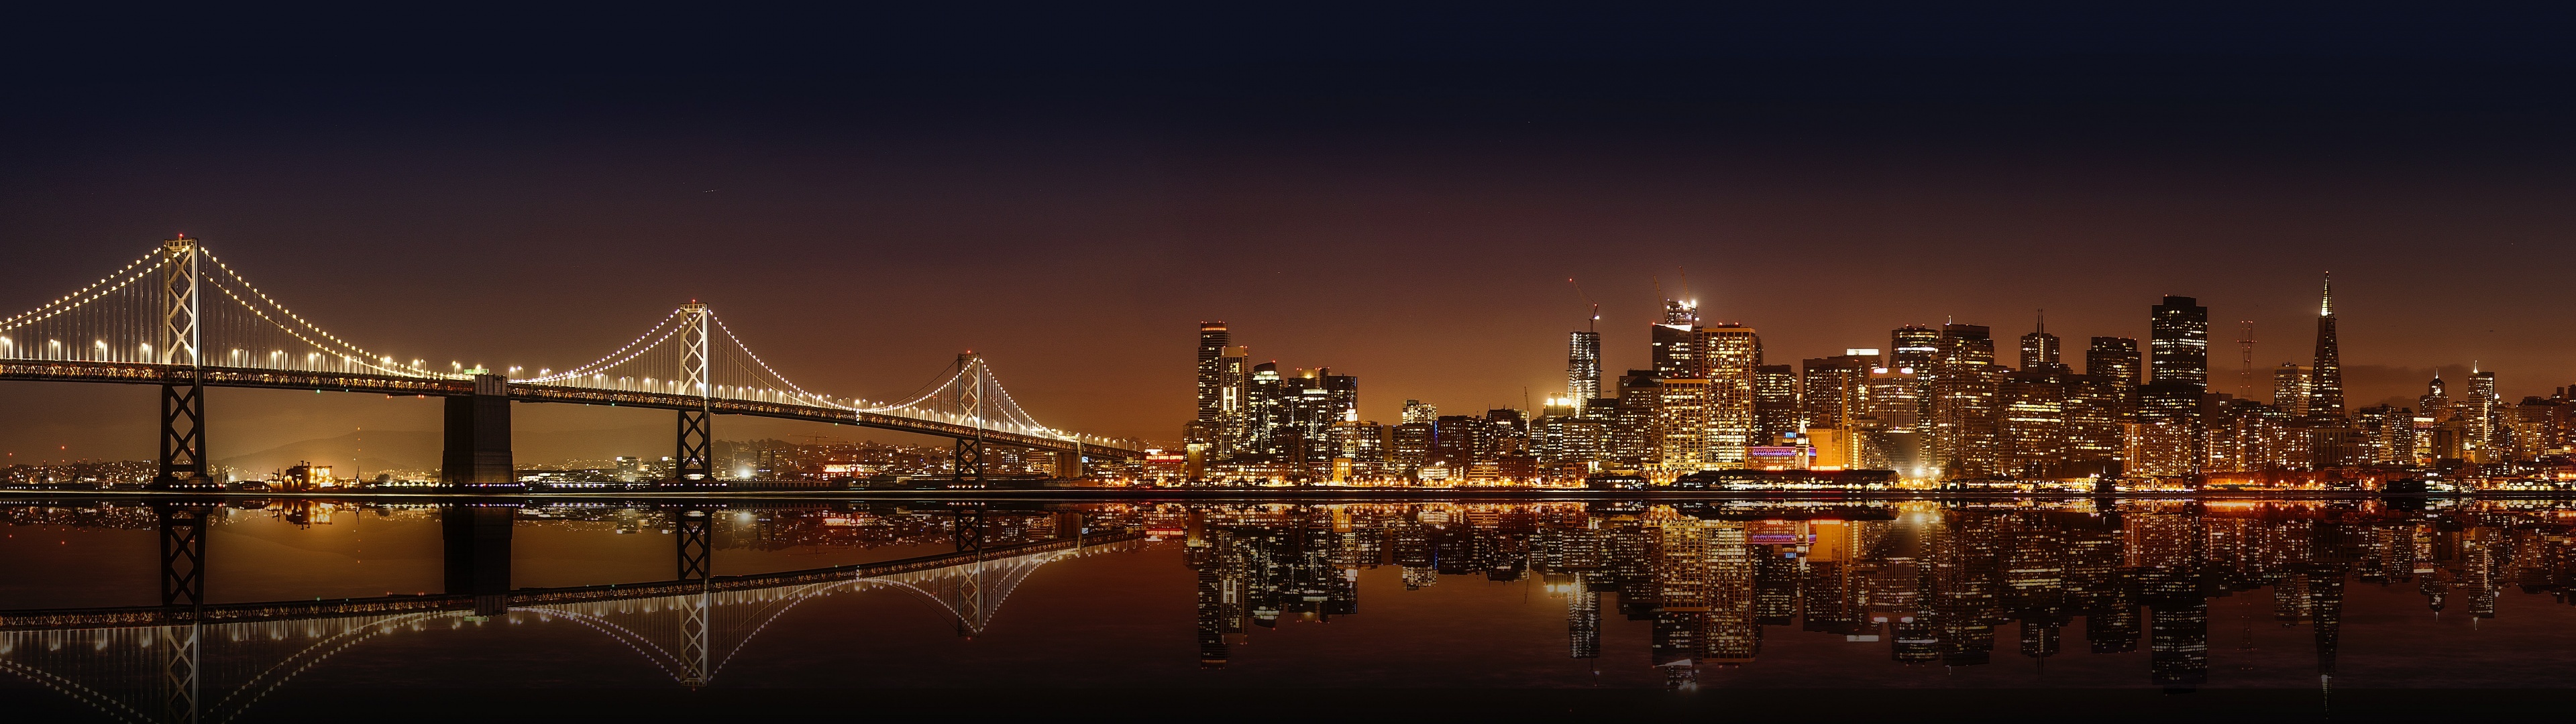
xmin=3 ymin=7 xmax=2572 ymax=468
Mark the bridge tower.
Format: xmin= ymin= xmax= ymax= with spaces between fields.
xmin=951 ymin=352 xmax=986 ymax=489
xmin=153 ymin=237 xmax=217 ymax=491
xmin=672 ymin=302 xmax=716 ymax=486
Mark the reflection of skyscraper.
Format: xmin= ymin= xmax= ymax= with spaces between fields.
xmin=2149 ymin=599 xmax=2210 ymax=688
xmin=1568 ymin=573 xmax=1601 ymax=659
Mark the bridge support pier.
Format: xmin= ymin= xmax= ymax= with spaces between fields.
xmin=951 ymin=436 xmax=985 ymax=489
xmin=1051 ymin=448 xmax=1083 ymax=480
xmin=152 ymin=379 xmax=217 ymax=490
xmin=442 ymin=505 xmax=516 ymax=616
xmin=664 ymin=408 xmax=717 ymax=489
xmin=441 ymin=374 xmax=518 ymax=491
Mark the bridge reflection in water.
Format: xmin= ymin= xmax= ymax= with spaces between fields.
xmin=0 ymin=502 xmax=1136 ymax=724
xmin=11 ymin=497 xmax=2576 ymax=721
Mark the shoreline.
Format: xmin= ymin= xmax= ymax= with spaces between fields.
xmin=1 ymin=487 xmax=2567 ymax=502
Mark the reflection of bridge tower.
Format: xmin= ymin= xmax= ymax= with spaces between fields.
xmin=674 ymin=507 xmax=714 ymax=687
xmin=949 ymin=505 xmax=987 ymax=636
xmin=154 ymin=237 xmax=213 ymax=491
xmin=156 ymin=501 xmax=212 ymax=723
xmin=4 ymin=526 xmax=1139 ymax=723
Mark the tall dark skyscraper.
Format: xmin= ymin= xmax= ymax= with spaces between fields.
xmin=1567 ymin=330 xmax=1602 ymax=416
xmin=1196 ymin=322 xmax=1232 ymax=424
xmin=2306 ymin=274 xmax=2346 ymax=420
xmin=2019 ymin=310 xmax=2062 ymax=373
xmin=2149 ymin=296 xmax=2209 ymax=390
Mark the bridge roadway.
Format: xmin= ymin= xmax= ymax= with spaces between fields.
xmin=0 ymin=530 xmax=1145 ymax=631
xmin=0 ymin=361 xmax=1141 ymax=459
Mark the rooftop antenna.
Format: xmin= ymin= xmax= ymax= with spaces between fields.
xmin=1568 ymin=278 xmax=1600 ymax=333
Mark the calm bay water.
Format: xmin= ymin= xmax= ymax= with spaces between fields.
xmin=5 ymin=495 xmax=2575 ymax=721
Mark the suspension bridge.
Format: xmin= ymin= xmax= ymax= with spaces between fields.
xmin=0 ymin=503 xmax=1142 ymax=723
xmin=0 ymin=238 xmax=1143 ymax=489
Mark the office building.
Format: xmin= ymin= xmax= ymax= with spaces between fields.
xmin=2149 ymin=296 xmax=2209 ymax=389
xmin=1754 ymin=363 xmax=1798 ymax=445
xmin=2019 ymin=312 xmax=2063 ymax=373
xmin=2086 ymin=337 xmax=2142 ymax=418
xmin=1931 ymin=323 xmax=2000 ymax=479
xmin=1568 ymin=330 xmax=1602 ymax=416
xmin=1702 ymin=324 xmax=1763 ymax=467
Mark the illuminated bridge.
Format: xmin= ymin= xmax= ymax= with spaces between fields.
xmin=0 ymin=504 xmax=1143 ymax=723
xmin=0 ymin=239 xmax=1143 ymax=489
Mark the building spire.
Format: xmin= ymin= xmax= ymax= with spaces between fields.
xmin=2320 ymin=272 xmax=2333 ymax=317
xmin=2035 ymin=308 xmax=2045 ymax=334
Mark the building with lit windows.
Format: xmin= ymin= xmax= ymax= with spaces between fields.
xmin=1701 ymin=324 xmax=1762 ymax=468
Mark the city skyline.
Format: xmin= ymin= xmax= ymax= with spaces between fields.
xmin=3 ymin=9 xmax=2573 ymax=468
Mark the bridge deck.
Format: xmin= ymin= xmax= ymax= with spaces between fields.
xmin=0 ymin=361 xmax=1138 ymax=458
xmin=0 ymin=530 xmax=1144 ymax=631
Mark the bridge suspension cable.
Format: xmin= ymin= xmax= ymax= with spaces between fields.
xmin=0 ymin=240 xmax=1134 ymax=452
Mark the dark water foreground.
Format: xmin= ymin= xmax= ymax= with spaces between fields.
xmin=5 ymin=496 xmax=2574 ymax=721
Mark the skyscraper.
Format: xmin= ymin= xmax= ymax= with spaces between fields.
xmin=1401 ymin=399 xmax=1438 ymax=424
xmin=1568 ymin=330 xmax=1602 ymax=416
xmin=1931 ymin=323 xmax=2000 ymax=479
xmin=1196 ymin=322 xmax=1232 ymax=422
xmin=1754 ymin=363 xmax=1798 ymax=445
xmin=1891 ymin=325 xmax=1940 ymax=373
xmin=1650 ymin=300 xmax=1708 ymax=471
xmin=2306 ymin=274 xmax=2347 ymax=420
xmin=2019 ymin=311 xmax=2063 ymax=373
xmin=2149 ymin=296 xmax=2209 ymax=389
xmin=2273 ymin=363 xmax=2311 ymax=416
xmin=2086 ymin=337 xmax=2141 ymax=418
xmin=1701 ymin=324 xmax=1763 ymax=467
